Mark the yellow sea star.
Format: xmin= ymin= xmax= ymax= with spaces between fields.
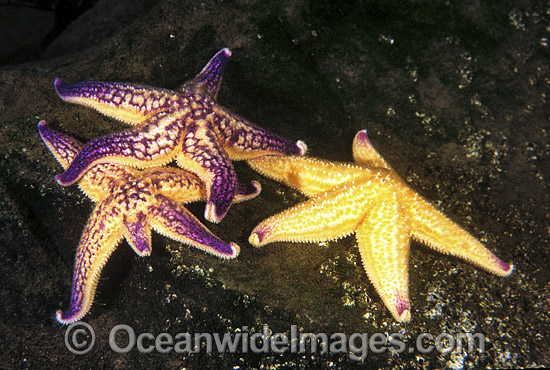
xmin=248 ymin=130 xmax=512 ymax=322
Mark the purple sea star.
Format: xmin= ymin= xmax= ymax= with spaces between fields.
xmin=39 ymin=121 xmax=260 ymax=324
xmin=54 ymin=48 xmax=307 ymax=223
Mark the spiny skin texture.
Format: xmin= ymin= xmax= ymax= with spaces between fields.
xmin=248 ymin=130 xmax=513 ymax=322
xmin=39 ymin=121 xmax=260 ymax=325
xmin=53 ymin=48 xmax=307 ymax=223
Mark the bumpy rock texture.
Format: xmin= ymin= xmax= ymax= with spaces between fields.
xmin=1 ymin=0 xmax=548 ymax=368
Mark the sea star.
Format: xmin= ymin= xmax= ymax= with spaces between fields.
xmin=39 ymin=121 xmax=260 ymax=324
xmin=53 ymin=48 xmax=307 ymax=223
xmin=248 ymin=130 xmax=513 ymax=322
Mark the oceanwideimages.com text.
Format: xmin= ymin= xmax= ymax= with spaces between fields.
xmin=65 ymin=322 xmax=485 ymax=360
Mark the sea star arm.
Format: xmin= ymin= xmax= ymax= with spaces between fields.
xmin=38 ymin=120 xmax=83 ymax=167
xmin=402 ymin=189 xmax=513 ymax=276
xmin=55 ymin=111 xmax=186 ymax=186
xmin=123 ymin=212 xmax=152 ymax=256
xmin=214 ymin=109 xmax=307 ymax=160
xmin=355 ymin=188 xmax=412 ymax=322
xmin=248 ymin=155 xmax=365 ymax=197
xmin=234 ymin=180 xmax=262 ymax=202
xmin=352 ymin=130 xmax=392 ymax=170
xmin=176 ymin=121 xmax=237 ymax=223
xmin=56 ymin=200 xmax=124 ymax=324
xmin=179 ymin=48 xmax=231 ymax=99
xmin=38 ymin=120 xmax=127 ymax=200
xmin=54 ymin=78 xmax=176 ymax=125
xmin=249 ymin=179 xmax=372 ymax=246
xmin=149 ymin=195 xmax=239 ymax=258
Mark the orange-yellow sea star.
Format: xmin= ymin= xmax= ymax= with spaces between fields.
xmin=248 ymin=130 xmax=512 ymax=322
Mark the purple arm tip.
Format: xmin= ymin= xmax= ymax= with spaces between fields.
xmin=357 ymin=129 xmax=369 ymax=143
xmin=220 ymin=47 xmax=232 ymax=57
xmin=296 ymin=140 xmax=308 ymax=155
xmin=54 ymin=174 xmax=64 ymax=184
xmin=54 ymin=77 xmax=66 ymax=98
xmin=55 ymin=173 xmax=76 ymax=186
